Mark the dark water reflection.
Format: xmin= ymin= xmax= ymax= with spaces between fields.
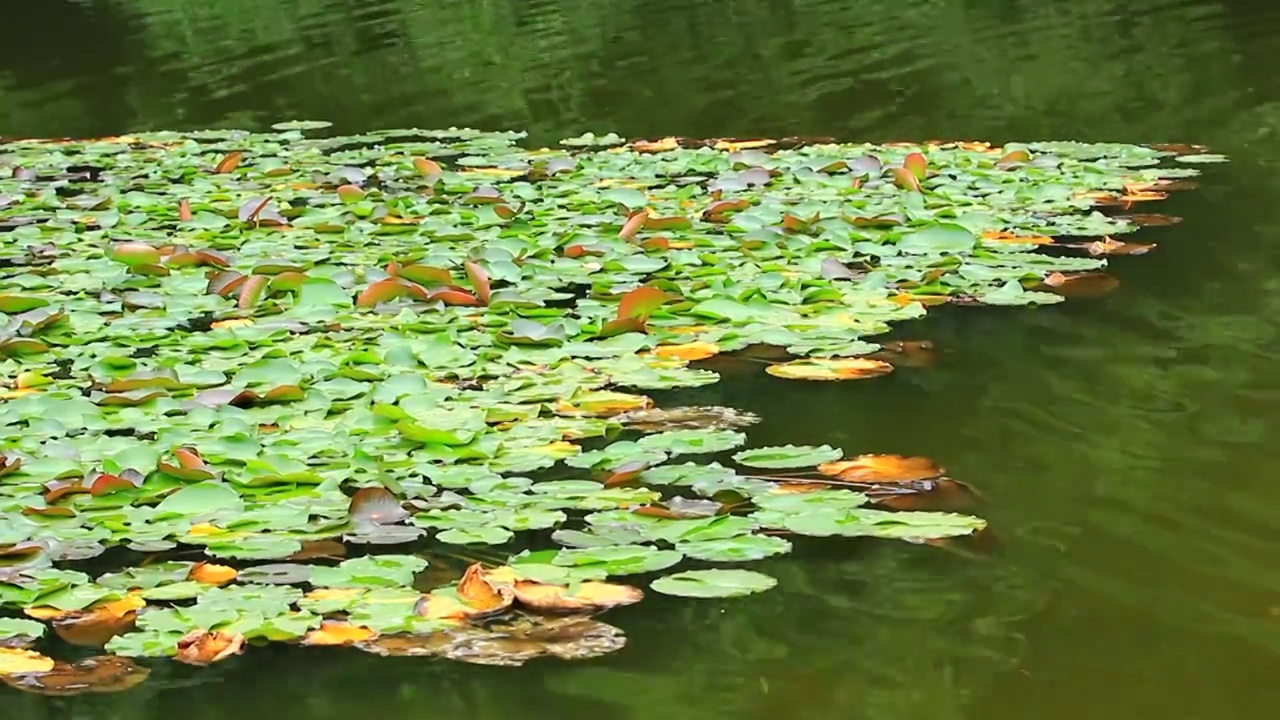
xmin=5 ymin=0 xmax=1280 ymax=717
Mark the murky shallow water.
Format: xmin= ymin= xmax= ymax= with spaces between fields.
xmin=5 ymin=0 xmax=1280 ymax=717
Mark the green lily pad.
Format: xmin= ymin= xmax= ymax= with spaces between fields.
xmin=731 ymin=444 xmax=844 ymax=469
xmin=309 ymin=555 xmax=427 ymax=588
xmin=636 ymin=429 xmax=748 ymax=456
xmin=552 ymin=544 xmax=683 ymax=576
xmin=650 ymin=569 xmax=778 ymax=598
xmin=675 ymin=534 xmax=793 ymax=562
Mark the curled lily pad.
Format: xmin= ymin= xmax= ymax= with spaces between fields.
xmin=174 ymin=630 xmax=245 ymax=666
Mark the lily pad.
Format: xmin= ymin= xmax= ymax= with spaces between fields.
xmin=650 ymin=569 xmax=777 ymax=598
xmin=732 ymin=444 xmax=845 ymax=469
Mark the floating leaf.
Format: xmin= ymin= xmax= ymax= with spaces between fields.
xmin=765 ymin=358 xmax=894 ymax=381
xmin=0 ymin=655 xmax=148 ymax=696
xmin=0 ymin=648 xmax=56 ymax=675
xmin=303 ymin=622 xmax=378 ymax=647
xmin=174 ymin=630 xmax=245 ymax=666
xmin=732 ymin=444 xmax=844 ymax=469
xmin=1038 ymin=272 xmax=1120 ymax=297
xmin=651 ymin=342 xmax=720 ymax=361
xmin=356 ymin=279 xmax=430 ymax=307
xmin=637 ymin=428 xmax=747 ymax=456
xmin=214 ymin=151 xmax=243 ymax=174
xmin=650 ymin=569 xmax=777 ymax=598
xmin=0 ymin=619 xmax=46 ymax=648
xmin=817 ymin=455 xmax=944 ymax=483
xmin=553 ymin=545 xmax=683 ymax=576
xmin=510 ymin=580 xmax=643 ymax=613
xmin=188 ymin=562 xmax=238 ymax=586
xmin=676 ymin=535 xmax=792 ymax=562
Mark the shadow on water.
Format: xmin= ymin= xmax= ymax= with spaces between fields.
xmin=4 ymin=0 xmax=1280 ymax=718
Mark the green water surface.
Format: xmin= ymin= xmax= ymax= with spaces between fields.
xmin=4 ymin=0 xmax=1280 ymax=718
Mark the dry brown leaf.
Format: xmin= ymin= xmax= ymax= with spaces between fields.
xmin=356 ymin=632 xmax=457 ymax=657
xmin=630 ymin=137 xmax=680 ymax=153
xmin=1117 ymin=190 xmax=1169 ymax=204
xmin=871 ymin=478 xmax=981 ymax=512
xmin=1082 ymin=237 xmax=1155 ymax=256
xmin=0 ymin=655 xmax=149 ymax=696
xmin=288 ymin=539 xmax=347 ymax=561
xmin=414 ymin=594 xmax=474 ymax=621
xmin=0 ymin=648 xmax=56 ymax=675
xmin=174 ymin=630 xmax=245 ymax=666
xmin=868 ymin=340 xmax=938 ymax=368
xmin=817 ymin=454 xmax=944 ymax=483
xmin=980 ymin=230 xmax=1054 ymax=245
xmin=766 ymin=482 xmax=832 ymax=494
xmin=189 ymin=562 xmax=238 ymax=586
xmin=713 ymin=139 xmax=775 ymax=152
xmin=1118 ymin=213 xmax=1182 ymax=227
xmin=650 ymin=342 xmax=720 ymax=362
xmin=210 ymin=318 xmax=254 ymax=330
xmin=511 ymin=580 xmax=643 ymax=613
xmin=456 ymin=563 xmax=515 ymax=615
xmin=889 ymin=293 xmax=949 ymax=307
xmin=52 ymin=608 xmax=139 ymax=648
xmin=302 ymin=621 xmax=378 ymax=647
xmin=1039 ymin=272 xmax=1120 ymax=297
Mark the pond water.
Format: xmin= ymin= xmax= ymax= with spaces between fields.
xmin=5 ymin=0 xmax=1280 ymax=717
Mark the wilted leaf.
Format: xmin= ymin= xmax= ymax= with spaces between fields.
xmin=817 ymin=455 xmax=944 ymax=483
xmin=510 ymin=580 xmax=643 ymax=613
xmin=302 ymin=621 xmax=378 ymax=646
xmin=214 ymin=151 xmax=243 ymax=174
xmin=0 ymin=655 xmax=148 ymax=696
xmin=0 ymin=648 xmax=56 ymax=675
xmin=650 ymin=342 xmax=720 ymax=361
xmin=765 ymin=358 xmax=894 ymax=381
xmin=1038 ymin=272 xmax=1120 ymax=297
xmin=188 ymin=562 xmax=238 ymax=586
xmin=174 ymin=630 xmax=245 ymax=666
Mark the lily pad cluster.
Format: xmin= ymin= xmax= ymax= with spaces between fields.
xmin=0 ymin=125 xmax=1212 ymax=689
